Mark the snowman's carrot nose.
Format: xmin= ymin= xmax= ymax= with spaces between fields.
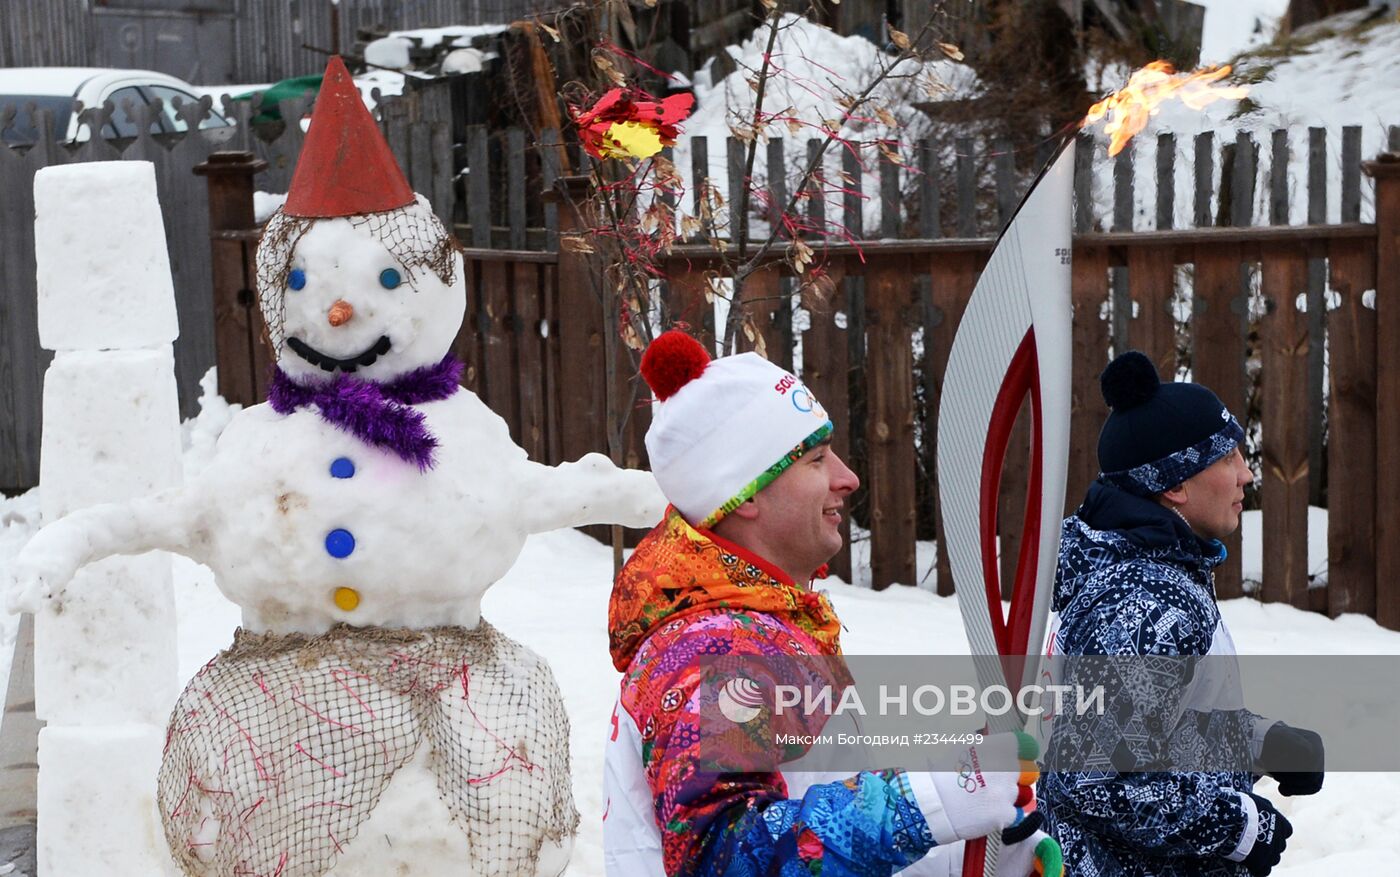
xmin=328 ymin=299 xmax=354 ymax=326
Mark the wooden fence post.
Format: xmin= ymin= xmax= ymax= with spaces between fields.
xmin=193 ymin=150 xmax=270 ymax=407
xmin=1363 ymin=152 xmax=1400 ymax=631
xmin=865 ymin=255 xmax=918 ymax=589
xmin=1258 ymin=241 xmax=1311 ymax=609
xmin=550 ymin=175 xmax=609 ymax=471
xmin=1306 ymin=128 xmax=1328 ymax=506
xmin=803 ymin=269 xmax=853 ymax=583
xmin=1191 ymin=241 xmax=1247 ymax=599
xmin=927 ymin=252 xmax=977 ymax=596
xmin=1257 ymin=128 xmax=1311 ymax=608
xmin=1324 ymin=237 xmax=1376 ymax=619
xmin=1068 ymin=246 xmax=1109 ymax=513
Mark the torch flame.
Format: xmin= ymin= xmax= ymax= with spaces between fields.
xmin=1084 ymin=61 xmax=1250 ymax=156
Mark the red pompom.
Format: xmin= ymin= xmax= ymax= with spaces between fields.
xmin=640 ymin=330 xmax=710 ymax=401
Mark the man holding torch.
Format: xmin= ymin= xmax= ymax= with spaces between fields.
xmin=602 ymin=330 xmax=1063 ymax=877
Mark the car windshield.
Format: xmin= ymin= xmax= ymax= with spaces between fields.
xmin=0 ymin=95 xmax=74 ymax=145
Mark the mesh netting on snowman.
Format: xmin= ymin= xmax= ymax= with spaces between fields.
xmin=157 ymin=621 xmax=577 ymax=877
xmin=255 ymin=199 xmax=463 ymax=354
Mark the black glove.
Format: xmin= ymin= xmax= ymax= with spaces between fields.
xmin=1260 ymin=722 xmax=1325 ymax=796
xmin=1241 ymin=793 xmax=1293 ymax=877
xmin=1001 ymin=809 xmax=1044 ymax=845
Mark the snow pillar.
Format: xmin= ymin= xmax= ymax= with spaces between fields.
xmin=32 ymin=161 xmax=181 ymax=875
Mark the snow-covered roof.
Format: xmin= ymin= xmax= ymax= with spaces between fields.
xmin=387 ymin=24 xmax=508 ymax=49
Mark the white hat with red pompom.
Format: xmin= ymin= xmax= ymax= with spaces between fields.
xmin=639 ymin=330 xmax=833 ymax=529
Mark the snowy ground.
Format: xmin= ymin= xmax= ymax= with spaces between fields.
xmin=1 ymin=384 xmax=1398 ymax=874
xmin=1195 ymin=0 xmax=1291 ymax=65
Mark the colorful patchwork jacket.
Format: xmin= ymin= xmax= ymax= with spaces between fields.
xmin=1039 ymin=480 xmax=1273 ymax=877
xmin=603 ymin=507 xmax=947 ymax=877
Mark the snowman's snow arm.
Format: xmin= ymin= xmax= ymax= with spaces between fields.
xmin=517 ymin=453 xmax=667 ymax=534
xmin=8 ymin=487 xmax=205 ymax=613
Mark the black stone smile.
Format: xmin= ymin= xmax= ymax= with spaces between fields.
xmin=287 ymin=335 xmax=392 ymax=373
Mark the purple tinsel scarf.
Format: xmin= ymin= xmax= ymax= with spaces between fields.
xmin=267 ymin=355 xmax=463 ymax=470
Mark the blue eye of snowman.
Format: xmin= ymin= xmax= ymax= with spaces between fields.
xmin=287 ymin=268 xmax=306 ymax=291
xmin=379 ymin=268 xmax=402 ymax=290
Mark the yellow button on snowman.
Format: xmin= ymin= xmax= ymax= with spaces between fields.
xmin=12 ymin=55 xmax=665 ymax=877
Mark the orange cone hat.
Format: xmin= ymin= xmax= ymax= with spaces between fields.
xmin=283 ymin=56 xmax=415 ymax=218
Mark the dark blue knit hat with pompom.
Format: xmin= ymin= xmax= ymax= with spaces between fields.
xmin=1096 ymin=350 xmax=1245 ymax=496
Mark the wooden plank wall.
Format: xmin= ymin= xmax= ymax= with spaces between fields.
xmin=0 ymin=0 xmax=560 ymax=84
xmin=0 ymin=0 xmax=90 ymax=68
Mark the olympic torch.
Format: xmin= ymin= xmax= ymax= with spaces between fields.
xmin=936 ymin=137 xmax=1074 ymax=877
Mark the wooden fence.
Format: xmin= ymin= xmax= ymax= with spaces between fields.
xmin=7 ymin=101 xmax=1400 ymax=629
xmin=192 ymin=119 xmax=1400 ymax=630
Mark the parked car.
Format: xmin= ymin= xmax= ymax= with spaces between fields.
xmin=0 ymin=67 xmax=235 ymax=146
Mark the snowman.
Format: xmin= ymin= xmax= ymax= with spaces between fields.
xmin=11 ymin=56 xmax=664 ymax=877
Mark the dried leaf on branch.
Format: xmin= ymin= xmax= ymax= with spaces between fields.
xmin=536 ymin=18 xmax=561 ymax=43
xmin=790 ymin=239 xmax=815 ymax=275
xmin=877 ymin=141 xmax=905 ymax=166
xmin=560 ymin=235 xmax=595 ymax=254
xmin=888 ymin=24 xmax=911 ymax=52
xmin=742 ymin=316 xmax=768 ymax=360
xmin=936 ymin=41 xmax=964 ymax=61
xmin=703 ymin=275 xmax=720 ymax=304
xmin=591 ymin=53 xmax=626 ymax=87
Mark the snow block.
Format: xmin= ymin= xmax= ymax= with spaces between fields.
xmin=39 ymin=349 xmax=182 ymax=520
xmin=37 ymin=724 xmax=176 ymax=877
xmin=36 ymin=348 xmax=181 ymax=725
xmin=35 ymin=551 xmax=179 ymax=725
xmin=34 ymin=161 xmax=179 ymax=351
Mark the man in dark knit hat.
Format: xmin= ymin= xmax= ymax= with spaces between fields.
xmin=1038 ymin=351 xmax=1325 ymax=877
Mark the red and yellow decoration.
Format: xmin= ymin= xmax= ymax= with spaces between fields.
xmin=573 ymin=87 xmax=695 ymax=160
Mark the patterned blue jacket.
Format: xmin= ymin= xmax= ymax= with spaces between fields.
xmin=1038 ymin=480 xmax=1268 ymax=877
